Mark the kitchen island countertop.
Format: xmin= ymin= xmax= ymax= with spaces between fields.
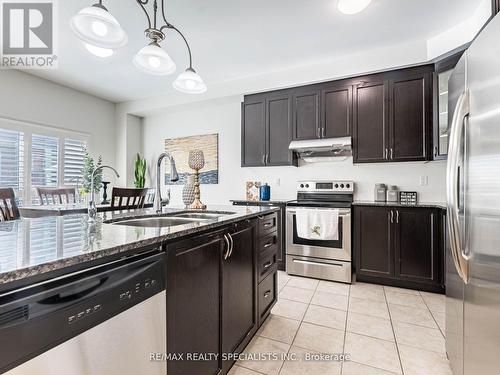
xmin=0 ymin=205 xmax=278 ymax=292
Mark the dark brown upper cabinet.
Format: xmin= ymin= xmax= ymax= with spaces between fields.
xmin=242 ymin=64 xmax=436 ymax=167
xmin=322 ymin=84 xmax=353 ymax=138
xmin=353 ymin=66 xmax=433 ymax=163
xmin=389 ymin=72 xmax=432 ymax=162
xmin=292 ymin=89 xmax=321 ymax=140
xmin=241 ymin=98 xmax=266 ymax=167
xmin=241 ymin=93 xmax=297 ymax=167
xmin=493 ymin=0 xmax=500 ymax=15
xmin=353 ymin=80 xmax=389 ymax=163
xmin=291 ymin=85 xmax=353 ymax=141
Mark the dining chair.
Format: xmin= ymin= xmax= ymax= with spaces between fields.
xmin=145 ymin=188 xmax=156 ymax=204
xmin=36 ymin=187 xmax=77 ymax=205
xmin=0 ymin=188 xmax=20 ymax=221
xmin=110 ymin=188 xmax=149 ymax=209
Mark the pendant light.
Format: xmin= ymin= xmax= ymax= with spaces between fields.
xmin=70 ymin=1 xmax=127 ymax=49
xmin=84 ymin=43 xmax=114 ymax=58
xmin=337 ymin=0 xmax=372 ymax=14
xmin=71 ymin=0 xmax=206 ymax=94
xmin=173 ymin=68 xmax=207 ymax=94
xmin=133 ymin=41 xmax=176 ymax=75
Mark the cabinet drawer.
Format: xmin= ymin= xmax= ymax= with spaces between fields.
xmin=258 ymin=248 xmax=277 ymax=283
xmin=258 ymin=272 xmax=277 ymax=322
xmin=258 ymin=232 xmax=278 ymax=254
xmin=258 ymin=213 xmax=278 ymax=235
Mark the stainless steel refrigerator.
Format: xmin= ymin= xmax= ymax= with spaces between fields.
xmin=446 ymin=13 xmax=500 ymax=375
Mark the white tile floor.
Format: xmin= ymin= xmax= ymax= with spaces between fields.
xmin=230 ymin=271 xmax=450 ymax=375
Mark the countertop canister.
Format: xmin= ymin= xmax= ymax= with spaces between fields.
xmin=375 ymin=184 xmax=387 ymax=202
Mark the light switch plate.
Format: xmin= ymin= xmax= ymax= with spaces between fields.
xmin=420 ymin=176 xmax=429 ymax=186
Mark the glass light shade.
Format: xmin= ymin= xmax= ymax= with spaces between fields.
xmin=70 ymin=5 xmax=127 ymax=49
xmin=173 ymin=68 xmax=207 ymax=94
xmin=133 ymin=43 xmax=176 ymax=75
xmin=337 ymin=0 xmax=372 ymax=14
xmin=84 ymin=43 xmax=114 ymax=58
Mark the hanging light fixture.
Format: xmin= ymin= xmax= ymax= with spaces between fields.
xmin=84 ymin=43 xmax=114 ymax=58
xmin=337 ymin=0 xmax=372 ymax=15
xmin=71 ymin=0 xmax=206 ymax=94
xmin=70 ymin=1 xmax=127 ymax=49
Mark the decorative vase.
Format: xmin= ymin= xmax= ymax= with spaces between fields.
xmin=188 ymin=150 xmax=207 ymax=210
xmin=182 ymin=175 xmax=196 ymax=208
xmin=101 ymin=181 xmax=110 ymax=204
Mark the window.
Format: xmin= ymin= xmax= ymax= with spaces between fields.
xmin=0 ymin=119 xmax=88 ymax=204
xmin=64 ymin=139 xmax=86 ymax=187
xmin=0 ymin=129 xmax=24 ymax=202
xmin=31 ymin=134 xmax=59 ymax=188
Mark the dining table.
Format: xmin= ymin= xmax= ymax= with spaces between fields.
xmin=19 ymin=203 xmax=154 ymax=218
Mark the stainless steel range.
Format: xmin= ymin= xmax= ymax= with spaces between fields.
xmin=286 ymin=180 xmax=353 ymax=283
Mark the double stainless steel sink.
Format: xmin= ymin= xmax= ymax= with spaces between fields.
xmin=107 ymin=211 xmax=236 ymax=228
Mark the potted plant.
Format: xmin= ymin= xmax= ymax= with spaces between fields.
xmin=80 ymin=150 xmax=103 ymax=202
xmin=134 ymin=154 xmax=147 ymax=189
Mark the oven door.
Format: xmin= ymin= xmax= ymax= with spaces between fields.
xmin=286 ymin=207 xmax=351 ymax=262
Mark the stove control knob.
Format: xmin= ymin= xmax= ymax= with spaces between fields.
xmin=334 ymin=184 xmax=339 ymax=189
xmin=340 ymin=184 xmax=345 ymax=188
xmin=305 ymin=184 xmax=310 ymax=188
xmin=300 ymin=184 xmax=304 ymax=188
xmin=346 ymin=183 xmax=351 ymax=189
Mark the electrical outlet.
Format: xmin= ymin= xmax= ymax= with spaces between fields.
xmin=420 ymin=176 xmax=428 ymax=186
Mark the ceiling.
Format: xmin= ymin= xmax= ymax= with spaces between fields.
xmin=27 ymin=0 xmax=483 ymax=103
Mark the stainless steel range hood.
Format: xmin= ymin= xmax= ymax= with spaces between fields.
xmin=289 ymin=137 xmax=352 ymax=162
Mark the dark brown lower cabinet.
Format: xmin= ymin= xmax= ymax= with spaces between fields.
xmin=166 ymin=215 xmax=278 ymax=375
xmin=354 ymin=205 xmax=444 ymax=293
xmin=222 ymin=224 xmax=257 ymax=373
xmin=354 ymin=206 xmax=393 ymax=277
xmin=167 ymin=230 xmax=224 ymax=375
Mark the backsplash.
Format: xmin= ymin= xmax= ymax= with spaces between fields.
xmin=142 ymin=96 xmax=447 ymax=206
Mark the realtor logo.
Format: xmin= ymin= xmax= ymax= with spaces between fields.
xmin=1 ymin=0 xmax=58 ymax=69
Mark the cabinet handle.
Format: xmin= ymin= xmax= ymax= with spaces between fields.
xmin=385 ymin=148 xmax=388 ymax=160
xmin=322 ymin=128 xmax=325 ymax=138
xmin=266 ymin=154 xmax=270 ymax=164
xmin=390 ymin=210 xmax=394 ymax=224
xmin=264 ymin=291 xmax=271 ymax=298
xmin=396 ymin=210 xmax=400 ymax=224
xmin=390 ymin=148 xmax=394 ymax=160
xmin=227 ymin=233 xmax=234 ymax=258
xmin=262 ymin=154 xmax=266 ymax=165
xmin=263 ymin=241 xmax=274 ymax=249
xmin=223 ymin=235 xmax=231 ymax=260
xmin=263 ymin=261 xmax=272 ymax=269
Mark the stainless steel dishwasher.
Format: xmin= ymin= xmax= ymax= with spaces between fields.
xmin=0 ymin=251 xmax=166 ymax=375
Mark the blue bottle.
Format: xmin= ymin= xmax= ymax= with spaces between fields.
xmin=260 ymin=183 xmax=271 ymax=201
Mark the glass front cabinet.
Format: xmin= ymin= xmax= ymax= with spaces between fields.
xmin=433 ymin=51 xmax=464 ymax=160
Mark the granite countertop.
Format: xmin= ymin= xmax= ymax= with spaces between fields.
xmin=19 ymin=202 xmax=154 ymax=217
xmin=353 ymin=200 xmax=446 ymax=210
xmin=0 ymin=205 xmax=278 ymax=291
xmin=230 ymin=199 xmax=294 ymax=205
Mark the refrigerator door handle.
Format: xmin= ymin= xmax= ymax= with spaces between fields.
xmin=446 ymin=89 xmax=470 ymax=283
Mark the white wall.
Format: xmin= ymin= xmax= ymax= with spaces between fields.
xmin=125 ymin=114 xmax=143 ymax=186
xmin=427 ymin=0 xmax=492 ymax=60
xmin=142 ymin=96 xmax=446 ymax=206
xmin=0 ymin=70 xmax=117 ymax=181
